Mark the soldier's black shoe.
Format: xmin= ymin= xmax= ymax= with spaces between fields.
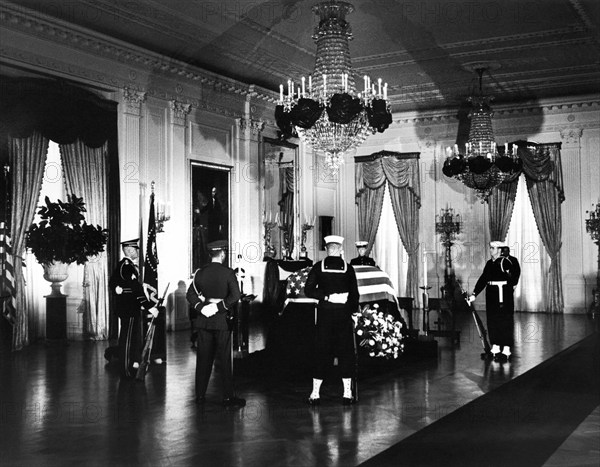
xmin=307 ymin=397 xmax=320 ymax=406
xmin=494 ymin=353 xmax=508 ymax=363
xmin=223 ymin=397 xmax=246 ymax=408
xmin=342 ymin=397 xmax=356 ymax=406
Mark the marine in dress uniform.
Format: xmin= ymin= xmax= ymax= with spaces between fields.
xmin=468 ymin=241 xmax=521 ymax=362
xmin=186 ymin=240 xmax=245 ymax=407
xmin=304 ymin=235 xmax=360 ymax=405
xmin=108 ymin=239 xmax=158 ymax=378
xmin=350 ymin=240 xmax=376 ymax=267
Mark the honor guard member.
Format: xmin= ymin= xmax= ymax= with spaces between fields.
xmin=109 ymin=239 xmax=158 ymax=378
xmin=350 ymin=240 xmax=376 ymax=267
xmin=468 ymin=241 xmax=521 ymax=362
xmin=304 ymin=235 xmax=360 ymax=405
xmin=186 ymin=240 xmax=245 ymax=408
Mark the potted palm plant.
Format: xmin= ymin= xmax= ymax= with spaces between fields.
xmin=26 ymin=194 xmax=108 ymax=295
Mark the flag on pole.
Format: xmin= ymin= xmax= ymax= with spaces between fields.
xmin=1 ymin=221 xmax=17 ymax=325
xmin=143 ymin=189 xmax=159 ymax=306
xmin=143 ymin=183 xmax=166 ymax=362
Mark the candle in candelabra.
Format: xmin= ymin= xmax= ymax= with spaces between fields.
xmin=383 ymin=83 xmax=387 ymax=99
xmin=308 ymin=75 xmax=312 ymax=94
xmin=279 ymin=84 xmax=283 ymax=103
xmin=363 ymin=75 xmax=368 ymax=93
xmin=323 ymin=74 xmax=327 ymax=95
xmin=301 ymin=76 xmax=305 ymax=97
xmin=423 ymin=253 xmax=428 ymax=288
xmin=378 ymin=78 xmax=382 ymax=97
xmin=287 ymin=80 xmax=291 ymax=97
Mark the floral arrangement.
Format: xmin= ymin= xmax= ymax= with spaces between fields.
xmin=26 ymin=194 xmax=108 ymax=266
xmin=352 ymin=304 xmax=404 ymax=359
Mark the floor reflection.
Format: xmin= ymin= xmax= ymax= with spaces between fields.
xmin=0 ymin=313 xmax=597 ymax=466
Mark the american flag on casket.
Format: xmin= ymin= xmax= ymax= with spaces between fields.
xmin=284 ymin=265 xmax=400 ymax=309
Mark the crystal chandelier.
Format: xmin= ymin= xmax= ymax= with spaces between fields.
xmin=275 ymin=0 xmax=392 ymax=172
xmin=442 ymin=67 xmax=522 ymax=202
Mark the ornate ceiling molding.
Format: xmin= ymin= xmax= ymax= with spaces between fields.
xmin=354 ymin=25 xmax=588 ymax=65
xmin=0 ymin=3 xmax=279 ymax=104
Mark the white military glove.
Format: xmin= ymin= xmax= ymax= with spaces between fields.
xmin=466 ymin=294 xmax=476 ymax=305
xmin=148 ymin=307 xmax=159 ymax=318
xmin=201 ymin=303 xmax=219 ymax=317
xmin=114 ymin=286 xmax=123 ymax=295
xmin=328 ymin=293 xmax=349 ymax=304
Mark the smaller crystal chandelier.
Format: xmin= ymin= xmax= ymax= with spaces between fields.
xmin=442 ymin=67 xmax=522 ymax=202
xmin=275 ymin=1 xmax=392 ymax=172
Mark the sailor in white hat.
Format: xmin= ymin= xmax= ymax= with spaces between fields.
xmin=350 ymin=240 xmax=376 ymax=267
xmin=467 ymin=240 xmax=521 ymax=362
xmin=304 ymin=235 xmax=360 ymax=406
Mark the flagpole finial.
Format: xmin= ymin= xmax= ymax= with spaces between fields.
xmin=151 ymin=181 xmax=155 ymax=194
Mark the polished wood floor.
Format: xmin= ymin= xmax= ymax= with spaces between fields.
xmin=1 ymin=312 xmax=598 ymax=467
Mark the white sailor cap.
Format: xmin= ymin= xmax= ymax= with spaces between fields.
xmin=490 ymin=240 xmax=507 ymax=248
xmin=324 ymin=235 xmax=344 ymax=245
xmin=355 ymin=241 xmax=368 ymax=248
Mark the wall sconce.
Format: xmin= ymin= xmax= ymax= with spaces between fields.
xmin=156 ymin=200 xmax=170 ymax=233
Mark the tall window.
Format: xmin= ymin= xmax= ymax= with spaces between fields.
xmin=26 ymin=141 xmax=80 ymax=338
xmin=373 ymin=184 xmax=408 ymax=296
xmin=505 ymin=175 xmax=549 ymax=312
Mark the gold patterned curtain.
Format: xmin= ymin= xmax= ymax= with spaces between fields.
xmin=522 ymin=143 xmax=564 ymax=313
xmin=489 ymin=142 xmax=564 ymax=313
xmin=8 ymin=132 xmax=48 ymax=350
xmin=356 ymin=151 xmax=421 ymax=302
xmin=61 ymin=140 xmax=110 ymax=339
xmin=279 ymin=166 xmax=294 ymax=256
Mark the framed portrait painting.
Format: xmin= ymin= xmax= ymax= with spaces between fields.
xmin=191 ymin=162 xmax=230 ymax=271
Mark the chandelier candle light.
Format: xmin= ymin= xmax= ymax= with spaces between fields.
xmin=442 ymin=67 xmax=522 ymax=201
xmin=275 ymin=0 xmax=392 ymax=172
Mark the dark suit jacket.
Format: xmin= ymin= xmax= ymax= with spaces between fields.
xmin=187 ymin=262 xmax=241 ymax=330
xmin=350 ymin=256 xmax=376 ymax=267
xmin=108 ymin=257 xmax=151 ymax=319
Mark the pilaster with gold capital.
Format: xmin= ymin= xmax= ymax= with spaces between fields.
xmin=122 ymin=87 xmax=147 ymax=116
xmin=169 ymin=100 xmax=192 ymax=126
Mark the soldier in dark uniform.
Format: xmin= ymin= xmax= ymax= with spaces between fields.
xmin=186 ymin=240 xmax=245 ymax=407
xmin=108 ymin=239 xmax=158 ymax=378
xmin=468 ymin=241 xmax=521 ymax=362
xmin=304 ymin=235 xmax=360 ymax=405
xmin=350 ymin=240 xmax=376 ymax=267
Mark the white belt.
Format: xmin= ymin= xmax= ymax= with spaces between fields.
xmin=206 ymin=298 xmax=222 ymax=304
xmin=488 ymin=281 xmax=508 ymax=303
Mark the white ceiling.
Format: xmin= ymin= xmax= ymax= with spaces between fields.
xmin=5 ymin=0 xmax=600 ymax=112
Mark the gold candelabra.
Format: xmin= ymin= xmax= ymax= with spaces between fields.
xmin=585 ymin=203 xmax=600 ymax=315
xmin=435 ymin=207 xmax=462 ymax=309
xmin=263 ymin=218 xmax=277 ymax=259
xmin=300 ymin=218 xmax=315 ymax=258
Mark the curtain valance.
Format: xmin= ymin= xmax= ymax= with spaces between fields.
xmin=0 ymin=76 xmax=117 ymax=148
xmin=355 ymin=151 xmax=421 ymax=207
xmin=518 ymin=142 xmax=564 ymax=202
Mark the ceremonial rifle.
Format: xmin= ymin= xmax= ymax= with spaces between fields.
xmin=460 ymin=285 xmax=492 ymax=358
xmin=136 ymin=283 xmax=169 ymax=381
